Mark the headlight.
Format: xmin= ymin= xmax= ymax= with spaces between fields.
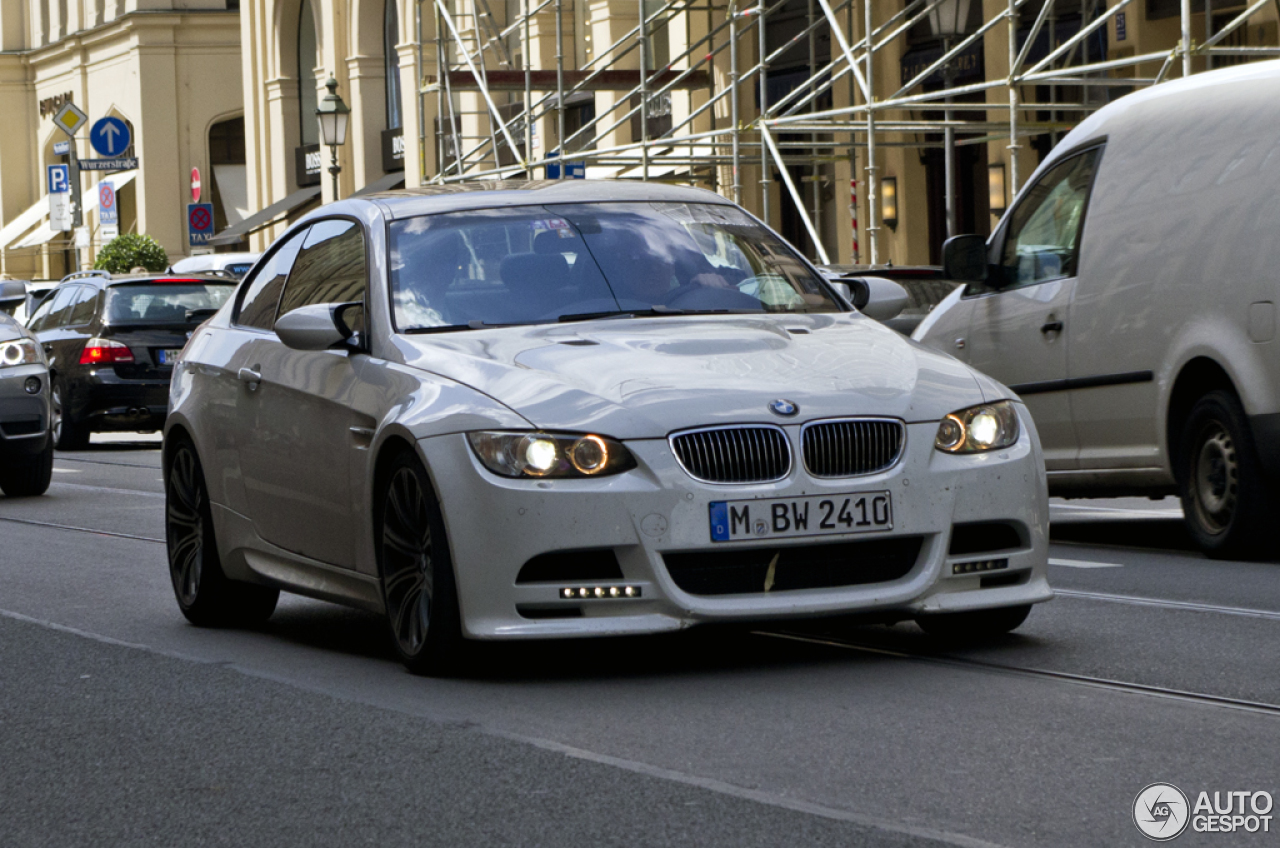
xmin=0 ymin=339 xmax=42 ymax=368
xmin=935 ymin=400 xmax=1020 ymax=453
xmin=467 ymin=431 xmax=637 ymax=479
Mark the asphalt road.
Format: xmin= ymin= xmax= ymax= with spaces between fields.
xmin=1 ymin=435 xmax=1277 ymax=847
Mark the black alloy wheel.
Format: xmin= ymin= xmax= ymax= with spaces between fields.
xmin=51 ymin=381 xmax=88 ymax=451
xmin=378 ymin=451 xmax=464 ymax=675
xmin=915 ymin=604 xmax=1032 ymax=639
xmin=1178 ymin=390 xmax=1274 ymax=559
xmin=166 ymin=438 xmax=278 ymax=626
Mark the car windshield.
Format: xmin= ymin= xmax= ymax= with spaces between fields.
xmin=106 ymin=282 xmax=235 ymax=324
xmin=388 ymin=201 xmax=838 ymax=331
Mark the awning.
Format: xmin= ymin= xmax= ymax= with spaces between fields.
xmin=208 ymin=185 xmax=322 ymax=247
xmin=1 ymin=171 xmax=138 ymax=250
xmin=352 ymin=171 xmax=406 ymax=197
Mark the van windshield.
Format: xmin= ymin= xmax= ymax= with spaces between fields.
xmin=387 ymin=202 xmax=838 ymax=331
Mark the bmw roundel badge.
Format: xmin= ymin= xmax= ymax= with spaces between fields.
xmin=770 ymin=399 xmax=799 ymax=417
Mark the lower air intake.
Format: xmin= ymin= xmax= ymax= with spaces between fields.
xmin=663 ymin=536 xmax=923 ymax=596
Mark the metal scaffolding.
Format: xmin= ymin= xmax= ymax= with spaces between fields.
xmin=417 ymin=0 xmax=1280 ymax=264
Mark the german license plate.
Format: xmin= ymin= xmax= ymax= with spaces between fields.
xmin=709 ymin=491 xmax=893 ymax=542
xmin=157 ymin=348 xmax=182 ymax=365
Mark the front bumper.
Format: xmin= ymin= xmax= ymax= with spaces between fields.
xmin=0 ymin=363 xmax=52 ymax=457
xmin=420 ymin=410 xmax=1051 ymax=640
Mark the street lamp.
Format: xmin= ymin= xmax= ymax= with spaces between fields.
xmin=926 ymin=0 xmax=973 ymax=239
xmin=316 ymin=76 xmax=350 ymax=200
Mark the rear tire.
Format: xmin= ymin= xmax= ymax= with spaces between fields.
xmin=51 ymin=381 xmax=89 ymax=451
xmin=376 ymin=450 xmax=465 ymax=676
xmin=166 ymin=438 xmax=278 ymax=626
xmin=0 ymin=441 xmax=53 ymax=497
xmin=915 ymin=604 xmax=1031 ymax=639
xmin=1177 ymin=390 xmax=1274 ymax=559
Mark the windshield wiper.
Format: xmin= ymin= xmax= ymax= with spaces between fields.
xmin=557 ymin=306 xmax=687 ymax=323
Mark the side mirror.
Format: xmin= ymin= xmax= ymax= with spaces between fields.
xmin=828 ymin=280 xmax=853 ymax=306
xmin=0 ymin=280 xmax=27 ymax=316
xmin=275 ymin=302 xmax=363 ymax=351
xmin=942 ymin=235 xmax=989 ymax=283
xmin=847 ymin=276 xmax=909 ymax=322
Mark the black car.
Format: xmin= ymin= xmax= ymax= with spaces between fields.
xmin=26 ymin=270 xmax=236 ymax=450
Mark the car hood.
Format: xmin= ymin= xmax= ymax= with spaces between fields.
xmin=392 ymin=313 xmax=987 ymax=438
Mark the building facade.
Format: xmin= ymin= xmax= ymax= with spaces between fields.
xmin=0 ymin=0 xmax=244 ymax=278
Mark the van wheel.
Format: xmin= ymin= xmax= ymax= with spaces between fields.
xmin=1178 ymin=390 xmax=1273 ymax=559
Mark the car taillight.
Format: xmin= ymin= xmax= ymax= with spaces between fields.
xmin=79 ymin=338 xmax=135 ymax=365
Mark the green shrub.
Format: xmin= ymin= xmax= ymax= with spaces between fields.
xmin=94 ymin=233 xmax=169 ymax=274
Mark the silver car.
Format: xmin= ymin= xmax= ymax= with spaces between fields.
xmin=165 ymin=181 xmax=1051 ymax=674
xmin=0 ymin=309 xmax=53 ymax=497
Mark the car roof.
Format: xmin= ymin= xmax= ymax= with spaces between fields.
xmin=339 ymin=179 xmax=735 ymax=220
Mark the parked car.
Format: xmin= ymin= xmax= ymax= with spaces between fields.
xmin=0 ymin=308 xmax=53 ymax=496
xmin=1 ymin=280 xmax=29 ymax=318
xmin=165 ymin=180 xmax=1051 ymax=674
xmin=27 ymin=270 xmax=236 ymax=450
xmin=170 ymin=252 xmax=261 ymax=279
xmin=915 ymin=60 xmax=1280 ymax=558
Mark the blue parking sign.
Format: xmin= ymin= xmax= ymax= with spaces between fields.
xmin=187 ymin=203 xmax=215 ymax=247
xmin=47 ymin=164 xmax=70 ymax=194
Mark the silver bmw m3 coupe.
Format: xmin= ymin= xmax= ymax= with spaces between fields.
xmin=164 ymin=180 xmax=1051 ymax=674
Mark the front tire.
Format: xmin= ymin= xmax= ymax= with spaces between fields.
xmin=0 ymin=440 xmax=53 ymax=497
xmin=1177 ymin=390 xmax=1274 ymax=559
xmin=915 ymin=604 xmax=1032 ymax=639
xmin=166 ymin=438 xmax=278 ymax=626
xmin=377 ymin=450 xmax=465 ymax=676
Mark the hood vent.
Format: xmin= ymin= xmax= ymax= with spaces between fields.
xmin=669 ymin=425 xmax=791 ymax=484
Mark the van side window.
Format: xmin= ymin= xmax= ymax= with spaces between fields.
xmin=998 ymin=148 xmax=1100 ymax=289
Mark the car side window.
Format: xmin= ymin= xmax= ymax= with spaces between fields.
xmin=235 ymin=228 xmax=308 ymax=331
xmin=68 ymin=286 xmax=99 ymax=326
xmin=998 ymin=148 xmax=1100 ymax=289
xmin=277 ymin=219 xmax=367 ymax=319
xmin=33 ymin=286 xmax=79 ymax=331
xmin=27 ymin=291 xmax=61 ymax=331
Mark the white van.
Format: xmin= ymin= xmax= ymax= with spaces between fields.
xmin=914 ymin=60 xmax=1280 ymax=558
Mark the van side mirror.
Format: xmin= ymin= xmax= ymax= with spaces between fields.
xmin=275 ymin=302 xmax=363 ymax=351
xmin=942 ymin=235 xmax=989 ymax=283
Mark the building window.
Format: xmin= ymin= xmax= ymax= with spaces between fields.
xmin=298 ymin=0 xmax=319 ymax=146
xmin=385 ymin=0 xmax=402 ymax=130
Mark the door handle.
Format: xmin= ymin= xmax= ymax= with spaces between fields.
xmin=1040 ymin=320 xmax=1064 ymax=334
xmin=237 ymin=367 xmax=262 ymax=390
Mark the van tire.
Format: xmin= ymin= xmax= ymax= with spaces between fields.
xmin=1177 ymin=390 xmax=1274 ymax=559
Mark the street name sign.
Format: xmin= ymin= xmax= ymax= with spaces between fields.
xmin=80 ymin=157 xmax=139 ymax=172
xmin=53 ymin=140 xmax=70 ymax=156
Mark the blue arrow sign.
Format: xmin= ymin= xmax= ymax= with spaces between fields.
xmin=90 ymin=117 xmax=131 ymax=158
